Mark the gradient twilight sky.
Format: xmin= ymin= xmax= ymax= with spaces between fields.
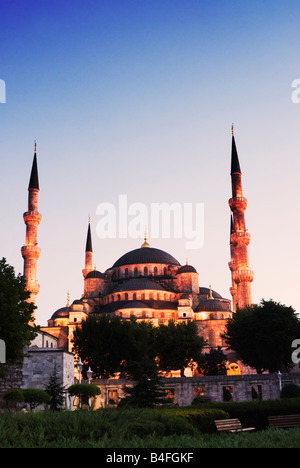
xmin=0 ymin=0 xmax=299 ymax=326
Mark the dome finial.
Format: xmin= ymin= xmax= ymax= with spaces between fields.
xmin=141 ymin=227 xmax=150 ymax=248
xmin=231 ymin=124 xmax=234 ymax=136
xmin=209 ymin=284 xmax=214 ymax=300
xmin=66 ymin=290 xmax=70 ymax=307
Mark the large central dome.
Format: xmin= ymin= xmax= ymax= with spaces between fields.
xmin=112 ymin=247 xmax=181 ymax=268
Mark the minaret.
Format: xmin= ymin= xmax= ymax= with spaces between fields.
xmin=228 ymin=213 xmax=238 ymax=309
xmin=228 ymin=127 xmax=254 ymax=311
xmin=82 ymin=219 xmax=93 ymax=278
xmin=21 ymin=142 xmax=42 ymax=311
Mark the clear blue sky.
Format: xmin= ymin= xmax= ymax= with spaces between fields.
xmin=0 ymin=0 xmax=299 ymax=325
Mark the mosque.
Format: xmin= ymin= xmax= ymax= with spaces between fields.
xmin=22 ymin=130 xmax=254 ymax=376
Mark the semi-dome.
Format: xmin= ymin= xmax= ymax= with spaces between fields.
xmin=195 ymin=298 xmax=231 ymax=313
xmin=112 ymin=278 xmax=167 ymax=293
xmin=112 ymin=247 xmax=180 ymax=268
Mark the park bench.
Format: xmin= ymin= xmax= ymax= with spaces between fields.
xmin=215 ymin=418 xmax=255 ymax=433
xmin=268 ymin=414 xmax=300 ymax=429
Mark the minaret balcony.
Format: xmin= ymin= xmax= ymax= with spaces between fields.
xmin=21 ymin=244 xmax=41 ymax=259
xmin=230 ymin=231 xmax=250 ymax=245
xmin=228 ymin=260 xmax=236 ymax=271
xmin=23 ymin=211 xmax=42 ymax=225
xmin=232 ymin=268 xmax=254 ymax=283
xmin=229 ymin=196 xmax=247 ymax=211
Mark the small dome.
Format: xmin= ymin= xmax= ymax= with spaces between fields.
xmin=199 ymin=287 xmax=223 ymax=299
xmin=176 ymin=264 xmax=197 ymax=274
xmin=85 ymin=270 xmax=104 ymax=279
xmin=72 ymin=299 xmax=83 ymax=305
xmin=50 ymin=306 xmax=70 ymax=320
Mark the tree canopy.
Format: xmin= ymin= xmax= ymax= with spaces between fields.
xmin=73 ymin=315 xmax=205 ymax=379
xmin=0 ymin=258 xmax=38 ymax=373
xmin=222 ymin=299 xmax=300 ymax=373
xmin=156 ymin=320 xmax=205 ymax=377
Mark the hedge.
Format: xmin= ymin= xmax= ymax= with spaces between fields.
xmin=192 ymin=398 xmax=300 ymax=430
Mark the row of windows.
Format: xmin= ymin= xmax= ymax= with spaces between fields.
xmin=113 ymin=266 xmax=169 ymax=280
xmin=116 ymin=310 xmax=177 ymax=319
xmin=103 ymin=291 xmax=175 ymax=304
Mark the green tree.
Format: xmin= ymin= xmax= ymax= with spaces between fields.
xmin=222 ymin=299 xmax=300 ymax=373
xmin=119 ymin=320 xmax=167 ymax=408
xmin=0 ymin=258 xmax=38 ymax=375
xmin=72 ymin=315 xmax=128 ymax=378
xmin=156 ymin=320 xmax=206 ymax=377
xmin=44 ymin=364 xmax=66 ymax=411
xmin=68 ymin=383 xmax=101 ymax=409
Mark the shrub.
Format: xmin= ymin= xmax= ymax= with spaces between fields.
xmin=22 ymin=388 xmax=50 ymax=411
xmin=281 ymin=384 xmax=300 ymax=398
xmin=161 ymin=408 xmax=229 ymax=433
xmin=192 ymin=398 xmax=300 ymax=430
xmin=68 ymin=383 xmax=101 ymax=408
xmin=3 ymin=389 xmax=24 ymax=403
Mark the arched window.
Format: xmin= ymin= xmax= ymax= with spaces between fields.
xmin=163 ymin=267 xmax=167 ymax=276
xmin=117 ymin=294 xmax=121 ymax=301
xmin=125 ymin=293 xmax=128 ymax=301
xmin=144 ymin=266 xmax=148 ymax=276
xmin=133 ymin=293 xmax=137 ymax=301
xmin=125 ymin=268 xmax=129 ymax=278
xmin=134 ymin=267 xmax=138 ymax=277
xmin=154 ymin=266 xmax=158 ymax=276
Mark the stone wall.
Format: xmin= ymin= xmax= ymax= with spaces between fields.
xmin=22 ymin=348 xmax=74 ymax=392
xmin=91 ymin=373 xmax=300 ymax=408
xmin=0 ymin=365 xmax=23 ymax=394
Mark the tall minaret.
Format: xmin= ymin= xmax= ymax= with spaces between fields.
xmin=228 ymin=127 xmax=254 ymax=311
xmin=82 ymin=219 xmax=93 ymax=279
xmin=21 ymin=142 xmax=42 ymax=312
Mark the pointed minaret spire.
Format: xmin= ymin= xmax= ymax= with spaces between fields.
xmin=28 ymin=141 xmax=39 ymax=190
xmin=231 ymin=127 xmax=241 ymax=176
xmin=21 ymin=142 xmax=42 ymax=319
xmin=85 ymin=219 xmax=93 ymax=253
xmin=82 ymin=218 xmax=93 ymax=278
xmin=228 ymin=128 xmax=253 ymax=311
